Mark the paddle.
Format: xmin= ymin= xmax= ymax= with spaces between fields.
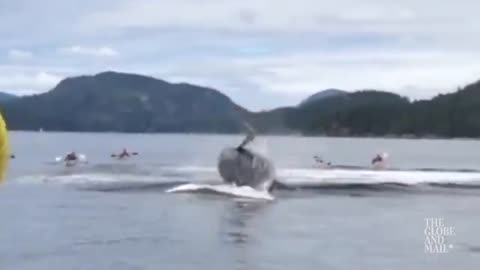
xmin=111 ymin=152 xmax=139 ymax=158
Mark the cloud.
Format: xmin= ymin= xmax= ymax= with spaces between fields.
xmin=79 ymin=0 xmax=480 ymax=36
xmin=2 ymin=0 xmax=480 ymax=109
xmin=227 ymin=49 xmax=480 ymax=97
xmin=138 ymin=42 xmax=480 ymax=109
xmin=59 ymin=46 xmax=119 ymax=57
xmin=0 ymin=72 xmax=63 ymax=95
xmin=8 ymin=49 xmax=33 ymax=60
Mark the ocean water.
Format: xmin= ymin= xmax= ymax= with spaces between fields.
xmin=1 ymin=131 xmax=480 ymax=270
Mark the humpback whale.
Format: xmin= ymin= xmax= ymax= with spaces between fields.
xmin=217 ymin=125 xmax=277 ymax=192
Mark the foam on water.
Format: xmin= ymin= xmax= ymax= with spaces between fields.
xmin=165 ymin=183 xmax=274 ymax=201
xmin=11 ymin=164 xmax=480 ymax=194
xmin=279 ymin=168 xmax=480 ymax=186
xmin=16 ymin=173 xmax=161 ymax=184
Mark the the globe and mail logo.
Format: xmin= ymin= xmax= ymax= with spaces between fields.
xmin=424 ymin=217 xmax=455 ymax=254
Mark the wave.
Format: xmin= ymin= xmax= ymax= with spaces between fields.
xmin=279 ymin=168 xmax=480 ymax=185
xmin=272 ymin=168 xmax=480 ymax=193
xmin=12 ymin=164 xmax=480 ymax=194
xmin=14 ymin=173 xmax=192 ymax=192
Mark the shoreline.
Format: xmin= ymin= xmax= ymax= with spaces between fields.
xmin=7 ymin=129 xmax=480 ymax=141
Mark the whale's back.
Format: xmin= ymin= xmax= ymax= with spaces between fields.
xmin=218 ymin=147 xmax=275 ymax=190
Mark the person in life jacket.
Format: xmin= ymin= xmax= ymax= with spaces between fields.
xmin=371 ymin=154 xmax=383 ymax=164
xmin=118 ymin=148 xmax=131 ymax=159
xmin=372 ymin=152 xmax=388 ymax=169
xmin=64 ymin=151 xmax=78 ymax=162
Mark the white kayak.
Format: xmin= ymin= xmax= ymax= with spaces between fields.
xmin=54 ymin=154 xmax=88 ymax=167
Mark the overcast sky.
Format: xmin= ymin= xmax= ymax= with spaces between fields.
xmin=1 ymin=0 xmax=480 ymax=111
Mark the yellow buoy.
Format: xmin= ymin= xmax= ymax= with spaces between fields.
xmin=0 ymin=112 xmax=8 ymax=183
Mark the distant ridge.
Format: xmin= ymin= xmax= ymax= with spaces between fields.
xmin=299 ymin=89 xmax=347 ymax=107
xmin=1 ymin=71 xmax=248 ymax=133
xmin=0 ymin=92 xmax=18 ymax=102
xmin=2 ymin=71 xmax=480 ymax=138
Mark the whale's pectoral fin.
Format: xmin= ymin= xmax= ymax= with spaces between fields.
xmin=238 ymin=123 xmax=256 ymax=149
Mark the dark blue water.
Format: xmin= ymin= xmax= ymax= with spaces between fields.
xmin=1 ymin=132 xmax=480 ymax=270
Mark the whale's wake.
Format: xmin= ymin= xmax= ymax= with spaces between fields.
xmin=13 ymin=164 xmax=480 ymax=195
xmin=280 ymin=168 xmax=480 ymax=186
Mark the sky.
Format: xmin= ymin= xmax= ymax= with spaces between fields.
xmin=1 ymin=0 xmax=480 ymax=111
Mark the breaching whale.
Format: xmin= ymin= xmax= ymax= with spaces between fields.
xmin=217 ymin=125 xmax=277 ymax=192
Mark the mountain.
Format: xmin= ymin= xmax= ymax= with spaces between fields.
xmin=298 ymin=89 xmax=347 ymax=107
xmin=285 ymin=80 xmax=480 ymax=137
xmin=404 ymin=80 xmax=480 ymax=137
xmin=0 ymin=92 xmax=18 ymax=103
xmin=286 ymin=90 xmax=410 ymax=136
xmin=1 ymin=71 xmax=248 ymax=133
xmin=247 ymin=107 xmax=295 ymax=134
xmin=3 ymin=70 xmax=480 ymax=138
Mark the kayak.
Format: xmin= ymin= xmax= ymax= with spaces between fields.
xmin=111 ymin=152 xmax=139 ymax=160
xmin=55 ymin=154 xmax=88 ymax=167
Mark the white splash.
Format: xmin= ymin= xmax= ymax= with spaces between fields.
xmin=166 ymin=183 xmax=274 ymax=201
